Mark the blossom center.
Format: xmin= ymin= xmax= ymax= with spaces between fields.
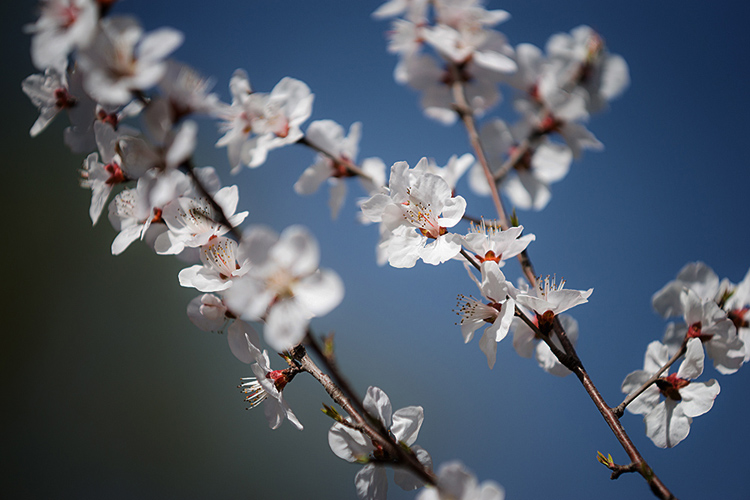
xmin=687 ymin=321 xmax=713 ymax=342
xmin=104 ymin=161 xmax=126 ymax=185
xmin=54 ymin=88 xmax=76 ymax=109
xmin=728 ymin=307 xmax=749 ymax=330
xmin=655 ymin=373 xmax=690 ymax=401
xmin=267 ymin=369 xmax=289 ymax=392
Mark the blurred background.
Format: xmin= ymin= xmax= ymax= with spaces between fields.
xmin=2 ymin=1 xmax=749 ymax=499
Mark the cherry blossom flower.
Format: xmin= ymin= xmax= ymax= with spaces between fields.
xmin=361 ymin=158 xmax=466 ymax=268
xmin=421 ymin=24 xmax=515 ymax=75
xmin=372 ymin=0 xmax=429 ymax=22
xmin=423 ymin=153 xmax=474 ymax=192
xmin=187 ymin=293 xmax=230 ymax=332
xmin=178 ymin=236 xmax=251 ymax=293
xmin=661 ymin=289 xmax=743 ymax=375
xmin=652 ymin=261 xmax=722 ymax=318
xmin=216 ymin=71 xmax=313 ymax=171
xmin=455 ymin=261 xmax=516 ymax=368
xmin=396 ymin=52 xmax=505 ymax=125
xmin=77 ymin=16 xmax=183 ymax=105
xmin=461 ymin=220 xmax=534 ymax=266
xmin=294 ymin=120 xmax=385 ymax=219
xmin=159 ymin=60 xmax=224 ymax=119
xmin=416 ymin=461 xmax=504 ymax=500
xmin=25 ymin=0 xmax=97 ymax=72
xmin=621 ymin=339 xmax=720 ymax=448
xmin=468 ymin=118 xmax=573 ymax=210
xmin=107 ymin=169 xmax=193 ymax=255
xmin=512 ymin=313 xmax=578 ymax=377
xmin=514 ymin=275 xmax=592 ymax=334
xmin=107 ymin=184 xmax=166 ymax=255
xmin=78 ymin=121 xmax=143 ymax=225
xmin=545 ymin=25 xmax=629 ymax=114
xmin=723 ymin=268 xmax=750 ymax=362
xmin=63 ymin=70 xmax=145 ymax=154
xmin=223 ymin=225 xmax=344 ymax=352
xmin=22 ymin=67 xmax=76 ymax=137
xmin=328 ymin=386 xmax=431 ymax=500
xmin=240 ymin=335 xmax=303 ymax=431
xmin=187 ymin=295 xmax=259 ymax=363
xmin=155 ymin=185 xmax=248 ymax=255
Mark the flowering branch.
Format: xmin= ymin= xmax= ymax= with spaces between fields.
xmin=449 ymin=65 xmax=509 ymax=230
xmin=447 ymin=60 xmax=675 ymax=500
xmin=295 ymin=343 xmax=437 ymax=488
xmin=613 ymin=339 xmax=689 ymax=418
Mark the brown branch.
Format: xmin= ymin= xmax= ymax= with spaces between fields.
xmin=447 ymin=70 xmax=675 ymax=499
xmin=295 ymin=342 xmax=436 ymax=487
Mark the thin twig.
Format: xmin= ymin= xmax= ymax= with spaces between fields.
xmin=613 ymin=339 xmax=688 ymax=418
xmin=297 ymin=135 xmax=379 ymax=186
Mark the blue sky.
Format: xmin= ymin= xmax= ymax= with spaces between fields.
xmin=3 ymin=1 xmax=750 ymax=499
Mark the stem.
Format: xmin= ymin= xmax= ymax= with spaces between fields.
xmin=304 ymin=330 xmax=369 ymax=423
xmin=448 ymin=65 xmax=508 ymax=229
xmin=613 ymin=340 xmax=689 ymax=418
xmin=296 ymin=342 xmax=436 ymax=487
xmin=492 ymin=138 xmax=530 ymax=183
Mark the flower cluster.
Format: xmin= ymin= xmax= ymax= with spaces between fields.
xmin=27 ymin=1 xmax=746 ymax=499
xmin=620 ymin=262 xmax=750 ymax=447
xmin=22 ymin=0 xmax=348 ymax=433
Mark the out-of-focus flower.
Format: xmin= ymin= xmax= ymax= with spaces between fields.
xmin=329 ymin=386 xmax=431 ymax=500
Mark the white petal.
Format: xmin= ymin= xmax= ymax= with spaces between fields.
xmin=355 ymin=464 xmax=388 ymax=500
xmin=328 ymin=422 xmax=372 ymax=462
xmin=363 ymin=386 xmax=393 ymax=429
xmin=391 ymin=406 xmax=424 ymax=445
xmin=294 ymin=269 xmax=345 ymax=317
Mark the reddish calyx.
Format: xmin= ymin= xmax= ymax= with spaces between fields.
xmin=655 ymin=373 xmax=690 ymax=401
xmin=54 ymin=88 xmax=77 ymax=109
xmin=687 ymin=321 xmax=713 ymax=342
xmin=332 ymin=156 xmax=355 ymax=179
xmin=475 ymin=250 xmax=503 ymax=264
xmin=536 ymin=310 xmax=556 ymax=335
xmin=508 ymin=144 xmax=533 ymax=171
xmin=97 ymin=109 xmax=119 ymax=128
xmin=104 ymin=162 xmax=126 ymax=185
xmin=728 ymin=307 xmax=750 ymax=330
xmin=538 ymin=115 xmax=562 ymax=134
xmin=267 ymin=370 xmax=290 ymax=392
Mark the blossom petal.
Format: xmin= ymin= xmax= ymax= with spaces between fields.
xmin=391 ymin=405 xmax=424 ymax=445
